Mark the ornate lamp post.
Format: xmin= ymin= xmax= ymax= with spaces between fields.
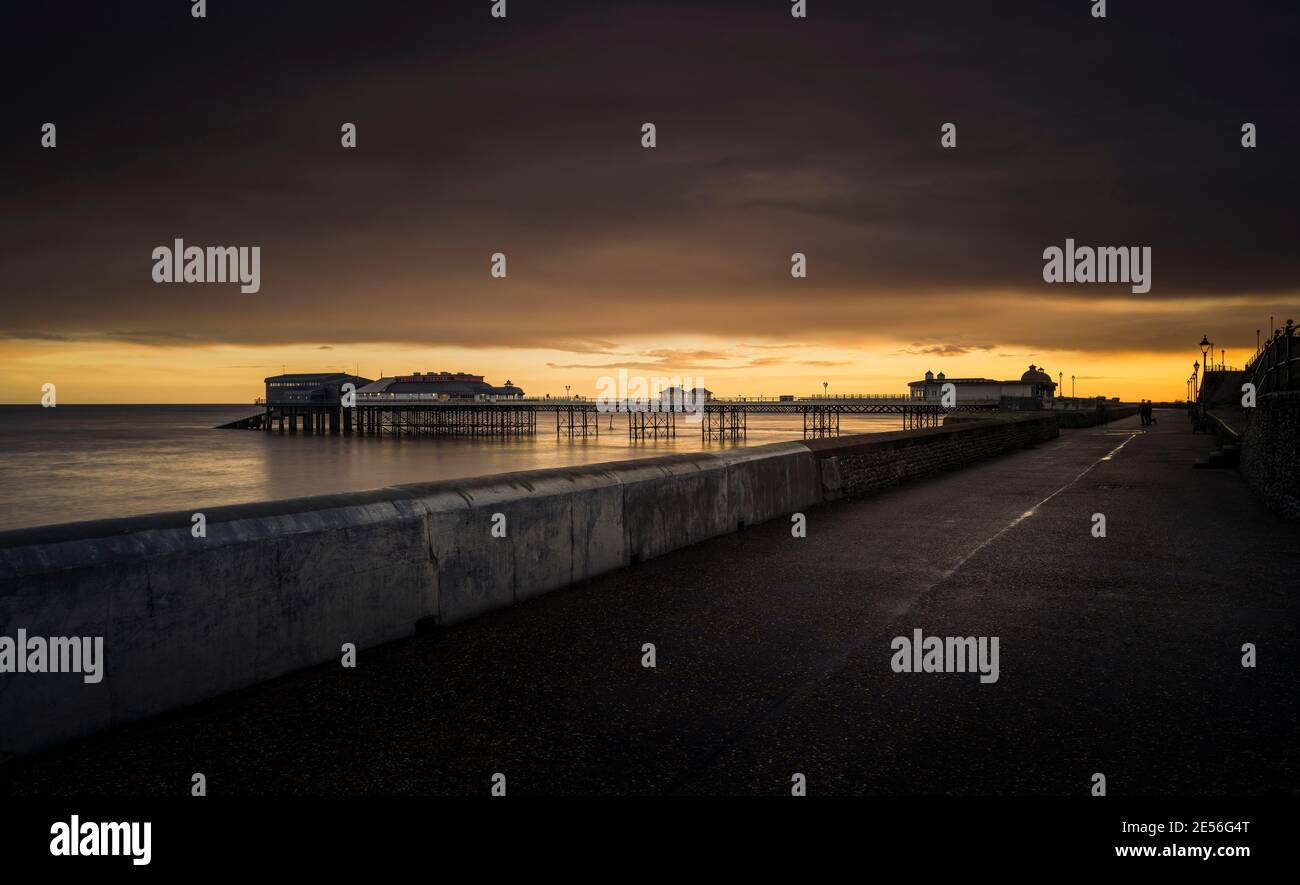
xmin=823 ymin=381 xmax=828 ymax=399
xmin=1199 ymin=335 xmax=1212 ymax=373
xmin=1192 ymin=361 xmax=1201 ymax=432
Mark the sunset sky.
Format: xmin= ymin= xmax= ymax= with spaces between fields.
xmin=3 ymin=0 xmax=1297 ymax=404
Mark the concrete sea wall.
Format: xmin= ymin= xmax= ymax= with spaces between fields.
xmin=945 ymin=406 xmax=1137 ymax=430
xmin=810 ymin=414 xmax=1058 ymax=498
xmin=1051 ymin=404 xmax=1139 ymax=428
xmin=2 ymin=415 xmax=1054 ymax=758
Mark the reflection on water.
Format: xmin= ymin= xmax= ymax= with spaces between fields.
xmin=0 ymin=405 xmax=902 ymax=531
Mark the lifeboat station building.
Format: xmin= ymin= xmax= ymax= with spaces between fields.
xmin=263 ymin=372 xmax=374 ymax=406
xmin=252 ymin=371 xmax=524 ymax=435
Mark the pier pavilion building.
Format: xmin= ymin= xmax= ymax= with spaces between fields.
xmin=355 ymin=372 xmax=526 ymax=401
xmin=908 ymin=365 xmax=1057 ymax=407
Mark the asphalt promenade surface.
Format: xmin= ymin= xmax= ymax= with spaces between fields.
xmin=3 ymin=412 xmax=1296 ymax=796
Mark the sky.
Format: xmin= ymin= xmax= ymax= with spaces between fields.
xmin=2 ymin=0 xmax=1297 ymax=403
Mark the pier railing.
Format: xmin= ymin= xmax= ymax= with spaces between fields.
xmin=720 ymin=394 xmax=923 ymax=402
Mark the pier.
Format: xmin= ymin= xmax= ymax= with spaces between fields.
xmin=229 ymin=395 xmax=954 ymax=441
xmin=216 ymin=369 xmax=1090 ymax=440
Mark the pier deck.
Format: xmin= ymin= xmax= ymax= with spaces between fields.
xmin=4 ymin=413 xmax=1294 ymax=796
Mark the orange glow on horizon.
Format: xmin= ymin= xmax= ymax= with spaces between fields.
xmin=0 ymin=337 xmax=1216 ymax=405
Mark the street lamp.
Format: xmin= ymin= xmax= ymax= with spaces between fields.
xmin=1199 ymin=335 xmax=1212 ymax=372
xmin=565 ymin=384 xmax=570 ymax=400
xmin=1071 ymin=375 xmax=1075 ymax=399
xmin=823 ymin=381 xmax=828 ymax=399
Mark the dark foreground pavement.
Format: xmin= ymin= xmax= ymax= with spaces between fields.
xmin=2 ymin=413 xmax=1296 ymax=796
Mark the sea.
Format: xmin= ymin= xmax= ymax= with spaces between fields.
xmin=0 ymin=405 xmax=903 ymax=532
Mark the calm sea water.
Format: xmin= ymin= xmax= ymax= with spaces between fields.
xmin=0 ymin=405 xmax=902 ymax=531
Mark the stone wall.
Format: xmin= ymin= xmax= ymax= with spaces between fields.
xmin=1239 ymin=391 xmax=1300 ymax=518
xmin=807 ymin=415 xmax=1059 ymax=499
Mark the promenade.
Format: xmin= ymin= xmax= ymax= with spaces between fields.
xmin=3 ymin=413 xmax=1295 ymax=796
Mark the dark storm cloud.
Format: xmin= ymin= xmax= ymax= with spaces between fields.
xmin=898 ymin=344 xmax=997 ymax=357
xmin=1 ymin=0 xmax=1297 ymax=354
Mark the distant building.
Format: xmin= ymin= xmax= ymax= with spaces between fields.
xmin=493 ymin=380 xmax=525 ymax=399
xmin=908 ymin=365 xmax=1057 ymax=407
xmin=264 ymin=373 xmax=373 ymax=406
xmin=660 ymin=386 xmax=714 ymax=404
xmin=354 ymin=371 xmax=525 ymax=401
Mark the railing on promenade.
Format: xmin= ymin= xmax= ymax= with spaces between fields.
xmin=1243 ymin=319 xmax=1298 ymax=395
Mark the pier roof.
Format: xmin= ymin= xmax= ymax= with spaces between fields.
xmin=356 ymin=376 xmax=499 ymax=397
xmin=264 ymin=372 xmax=363 ymax=383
